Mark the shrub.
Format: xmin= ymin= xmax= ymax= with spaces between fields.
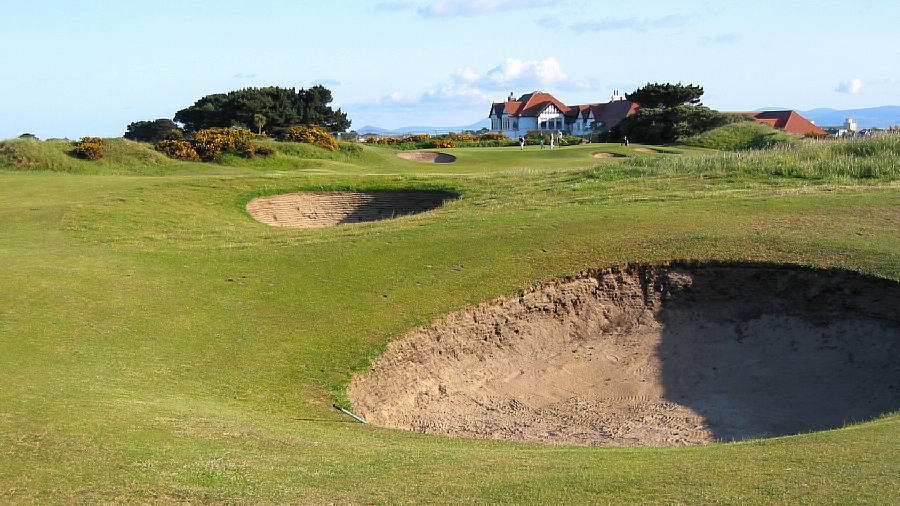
xmin=192 ymin=127 xmax=258 ymax=161
xmin=124 ymin=119 xmax=182 ymax=143
xmin=278 ymin=125 xmax=339 ymax=151
xmin=433 ymin=139 xmax=457 ymax=148
xmin=72 ymin=137 xmax=104 ymax=160
xmin=154 ymin=139 xmax=200 ymax=161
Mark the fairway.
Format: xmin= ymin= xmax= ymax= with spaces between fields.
xmin=1 ymin=139 xmax=898 ymax=503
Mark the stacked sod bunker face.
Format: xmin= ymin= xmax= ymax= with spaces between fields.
xmin=246 ymin=191 xmax=457 ymax=228
xmin=349 ymin=262 xmax=900 ymax=447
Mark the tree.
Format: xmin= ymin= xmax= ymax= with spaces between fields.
xmin=124 ymin=119 xmax=182 ymax=143
xmin=612 ymin=82 xmax=734 ymax=144
xmin=174 ymin=86 xmax=351 ymax=133
xmin=616 ymin=106 xmax=733 ymax=144
xmin=626 ymin=83 xmax=704 ymax=109
xmin=253 ymin=113 xmax=267 ymax=135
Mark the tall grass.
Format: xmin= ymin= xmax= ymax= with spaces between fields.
xmin=583 ymin=136 xmax=899 ymax=182
xmin=679 ymin=122 xmax=798 ymax=151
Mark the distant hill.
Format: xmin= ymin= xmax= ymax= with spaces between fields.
xmin=799 ymin=106 xmax=900 ymax=129
xmin=356 ymin=119 xmax=490 ymax=135
xmin=756 ymin=106 xmax=900 ymax=129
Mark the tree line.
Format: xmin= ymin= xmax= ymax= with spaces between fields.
xmin=125 ymin=85 xmax=350 ymax=142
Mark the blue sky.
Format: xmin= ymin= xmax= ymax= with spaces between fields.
xmin=1 ymin=0 xmax=898 ymax=139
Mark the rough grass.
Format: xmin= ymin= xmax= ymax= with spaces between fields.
xmin=679 ymin=121 xmax=799 ymax=150
xmin=0 ymin=135 xmax=897 ymax=503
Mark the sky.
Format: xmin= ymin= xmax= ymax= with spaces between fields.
xmin=1 ymin=0 xmax=898 ymax=139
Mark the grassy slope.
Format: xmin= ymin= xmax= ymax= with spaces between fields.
xmin=0 ymin=139 xmax=898 ymax=503
xmin=679 ymin=121 xmax=798 ymax=151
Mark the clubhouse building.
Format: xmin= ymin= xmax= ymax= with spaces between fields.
xmin=489 ymin=91 xmax=638 ymax=138
xmin=489 ymin=90 xmax=827 ymax=138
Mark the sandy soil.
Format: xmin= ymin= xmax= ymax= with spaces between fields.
xmin=349 ymin=263 xmax=899 ymax=446
xmin=593 ymin=152 xmax=625 ymax=158
xmin=246 ymin=191 xmax=453 ymax=228
xmin=397 ymin=151 xmax=457 ymax=163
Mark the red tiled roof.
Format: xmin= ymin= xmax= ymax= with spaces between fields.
xmin=491 ymin=91 xmax=571 ymax=118
xmin=750 ymin=111 xmax=826 ymax=136
xmin=490 ymin=92 xmax=637 ymax=130
xmin=583 ymin=101 xmax=638 ymax=129
xmin=517 ymin=92 xmax=571 ymax=116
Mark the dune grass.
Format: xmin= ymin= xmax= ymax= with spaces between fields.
xmin=679 ymin=121 xmax=799 ymax=151
xmin=0 ymin=136 xmax=898 ymax=503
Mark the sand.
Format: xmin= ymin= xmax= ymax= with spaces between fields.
xmin=397 ymin=151 xmax=457 ymax=163
xmin=349 ymin=263 xmax=899 ymax=446
xmin=246 ymin=191 xmax=454 ymax=228
xmin=593 ymin=152 xmax=625 ymax=158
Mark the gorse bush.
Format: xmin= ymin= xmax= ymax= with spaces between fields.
xmin=278 ymin=125 xmax=339 ymax=151
xmin=366 ymin=132 xmax=515 ymax=149
xmin=152 ymin=127 xmax=273 ymax=162
xmin=72 ymin=137 xmax=104 ymax=160
xmin=154 ymin=139 xmax=200 ymax=161
xmin=192 ymin=127 xmax=259 ymax=161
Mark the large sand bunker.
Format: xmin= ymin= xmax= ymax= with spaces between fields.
xmin=350 ymin=263 xmax=899 ymax=446
xmin=397 ymin=151 xmax=457 ymax=163
xmin=246 ymin=191 xmax=455 ymax=228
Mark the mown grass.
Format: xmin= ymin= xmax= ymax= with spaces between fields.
xmin=0 ymin=136 xmax=898 ymax=503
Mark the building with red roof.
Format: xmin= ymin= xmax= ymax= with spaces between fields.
xmin=744 ymin=110 xmax=826 ymax=136
xmin=489 ymin=90 xmax=637 ymax=138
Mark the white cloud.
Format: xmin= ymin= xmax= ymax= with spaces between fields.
xmin=836 ymin=78 xmax=864 ymax=94
xmin=569 ymin=14 xmax=690 ymax=33
xmin=449 ymin=57 xmax=587 ymax=92
xmin=345 ymin=57 xmax=592 ymax=128
xmin=419 ymin=0 xmax=549 ymax=17
xmin=484 ymin=57 xmax=568 ymax=87
xmin=455 ymin=66 xmax=480 ymax=83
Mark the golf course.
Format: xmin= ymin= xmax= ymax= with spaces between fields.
xmin=1 ymin=136 xmax=898 ymax=503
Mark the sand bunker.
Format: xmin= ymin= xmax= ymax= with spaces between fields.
xmin=246 ymin=191 xmax=455 ymax=228
xmin=350 ymin=263 xmax=899 ymax=446
xmin=593 ymin=152 xmax=625 ymax=158
xmin=397 ymin=151 xmax=457 ymax=163
xmin=634 ymin=147 xmax=678 ymax=154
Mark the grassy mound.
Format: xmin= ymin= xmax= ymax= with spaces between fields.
xmin=0 ymin=137 xmax=174 ymax=173
xmin=0 ymin=137 xmax=383 ymax=174
xmin=680 ymin=122 xmax=798 ymax=151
